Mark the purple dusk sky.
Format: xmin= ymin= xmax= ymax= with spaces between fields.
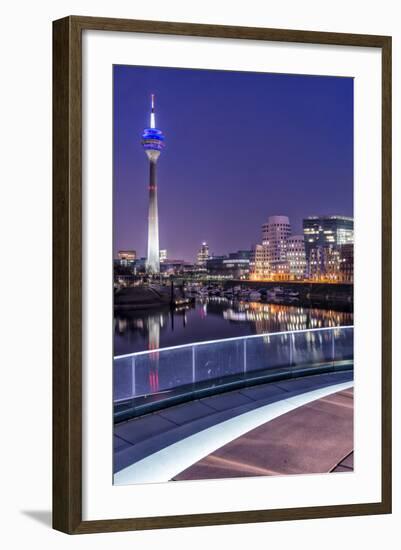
xmin=113 ymin=65 xmax=353 ymax=262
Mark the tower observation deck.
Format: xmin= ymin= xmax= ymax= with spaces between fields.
xmin=141 ymin=94 xmax=165 ymax=274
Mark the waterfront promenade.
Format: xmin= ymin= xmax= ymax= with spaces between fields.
xmin=113 ymin=326 xmax=354 ymax=484
xmin=114 ymin=370 xmax=353 ymax=484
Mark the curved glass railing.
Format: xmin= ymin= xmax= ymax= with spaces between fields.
xmin=114 ymin=326 xmax=353 ymax=422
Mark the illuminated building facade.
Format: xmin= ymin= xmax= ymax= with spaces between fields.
xmin=262 ymin=216 xmax=291 ymax=266
xmin=117 ymin=250 xmax=136 ymax=266
xmin=252 ymin=216 xmax=291 ymax=280
xmin=205 ymin=250 xmax=251 ymax=278
xmin=308 ymin=246 xmax=341 ymax=280
xmin=160 ymin=259 xmax=192 ymax=274
xmin=287 ymin=236 xmax=307 ymax=279
xmin=339 ymin=243 xmax=354 ymax=282
xmin=159 ymin=249 xmax=167 ymax=263
xmin=196 ymin=242 xmax=210 ymax=267
xmin=142 ymin=95 xmax=165 ymax=274
xmin=303 ymin=216 xmax=353 ymax=280
xmin=250 ymin=244 xmax=267 ymax=279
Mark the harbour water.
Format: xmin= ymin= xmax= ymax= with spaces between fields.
xmin=114 ymin=297 xmax=353 ymax=356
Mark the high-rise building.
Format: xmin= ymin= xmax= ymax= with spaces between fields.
xmin=251 ymin=217 xmax=292 ymax=280
xmin=303 ymin=216 xmax=353 ymax=280
xmin=287 ymin=236 xmax=306 ymax=279
xmin=262 ymin=216 xmax=291 ymax=265
xmin=197 ymin=242 xmax=209 ymax=267
xmin=142 ymin=94 xmax=165 ymax=274
xmin=159 ymin=249 xmax=167 ymax=263
xmin=259 ymin=215 xmax=291 ymax=278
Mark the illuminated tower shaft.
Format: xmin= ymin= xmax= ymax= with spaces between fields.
xmin=141 ymin=95 xmax=165 ymax=274
xmin=147 ymin=154 xmax=159 ymax=272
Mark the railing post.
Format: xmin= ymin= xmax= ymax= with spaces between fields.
xmin=243 ymin=338 xmax=247 ymax=373
xmin=289 ymin=334 xmax=293 ymax=367
xmin=332 ymin=330 xmax=335 ymax=368
xmin=131 ymin=356 xmax=136 ymax=398
xmin=192 ymin=345 xmax=196 ymax=384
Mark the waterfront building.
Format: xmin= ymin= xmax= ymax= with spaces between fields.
xmin=252 ymin=216 xmax=291 ymax=280
xmin=117 ymin=250 xmax=136 ymax=261
xmin=262 ymin=215 xmax=291 ymax=265
xmin=197 ymin=242 xmax=210 ymax=267
xmin=303 ymin=216 xmax=353 ymax=280
xmin=250 ymin=244 xmax=267 ymax=279
xmin=117 ymin=250 xmax=136 ymax=266
xmin=273 ymin=260 xmax=291 ymax=280
xmin=160 ymin=259 xmax=188 ymax=275
xmin=226 ymin=250 xmax=252 ymax=263
xmin=142 ymin=94 xmax=165 ymax=274
xmin=159 ymin=249 xmax=167 ymax=263
xmin=204 ymin=251 xmax=250 ymax=279
xmin=204 ymin=255 xmax=225 ymax=274
xmin=303 ymin=216 xmax=353 ymax=250
xmin=262 ymin=215 xmax=291 ymax=278
xmin=224 ymin=250 xmax=252 ymax=278
xmin=308 ymin=246 xmax=341 ymax=281
xmin=287 ymin=236 xmax=307 ymax=279
xmin=339 ymin=243 xmax=354 ymax=283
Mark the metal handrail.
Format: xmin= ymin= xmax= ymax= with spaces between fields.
xmin=114 ymin=325 xmax=354 ymax=359
xmin=114 ymin=325 xmax=353 ymax=421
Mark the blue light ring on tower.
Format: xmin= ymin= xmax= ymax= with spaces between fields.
xmin=141 ymin=127 xmax=165 ymax=151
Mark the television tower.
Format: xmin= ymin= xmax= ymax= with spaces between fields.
xmin=141 ymin=94 xmax=165 ymax=274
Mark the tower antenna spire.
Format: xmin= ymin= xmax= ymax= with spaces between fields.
xmin=150 ymin=94 xmax=156 ymax=128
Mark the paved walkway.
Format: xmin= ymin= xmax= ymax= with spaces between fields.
xmin=114 ymin=371 xmax=353 ymax=481
xmin=173 ymin=387 xmax=353 ymax=480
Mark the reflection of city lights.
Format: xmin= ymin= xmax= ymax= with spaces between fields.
xmin=117 ymin=318 xmax=127 ymax=332
xmin=215 ymin=300 xmax=352 ymax=335
xmin=115 ymin=296 xmax=352 ymax=371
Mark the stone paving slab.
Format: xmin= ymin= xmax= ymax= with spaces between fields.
xmin=238 ymin=383 xmax=288 ymax=401
xmin=113 ymin=435 xmax=132 ymax=453
xmin=201 ymin=391 xmax=254 ymax=411
xmin=114 ymin=413 xmax=177 ymax=445
xmin=273 ymin=371 xmax=352 ymax=393
xmin=157 ymin=400 xmax=217 ymax=425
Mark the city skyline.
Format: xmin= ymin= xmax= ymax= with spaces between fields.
xmin=115 ymin=211 xmax=354 ymax=263
xmin=113 ymin=65 xmax=353 ymax=262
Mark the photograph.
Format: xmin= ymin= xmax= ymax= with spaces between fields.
xmin=112 ymin=64 xmax=355 ymax=485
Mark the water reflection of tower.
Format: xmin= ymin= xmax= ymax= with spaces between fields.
xmin=147 ymin=314 xmax=160 ymax=392
xmin=142 ymin=94 xmax=165 ymax=274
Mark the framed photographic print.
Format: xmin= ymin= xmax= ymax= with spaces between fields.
xmin=53 ymin=16 xmax=392 ymax=534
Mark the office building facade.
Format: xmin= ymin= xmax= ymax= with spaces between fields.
xmin=303 ymin=216 xmax=353 ymax=280
xmin=196 ymin=242 xmax=210 ymax=267
xmin=287 ymin=236 xmax=307 ymax=279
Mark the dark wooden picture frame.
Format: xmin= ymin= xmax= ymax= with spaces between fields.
xmin=53 ymin=15 xmax=392 ymax=534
